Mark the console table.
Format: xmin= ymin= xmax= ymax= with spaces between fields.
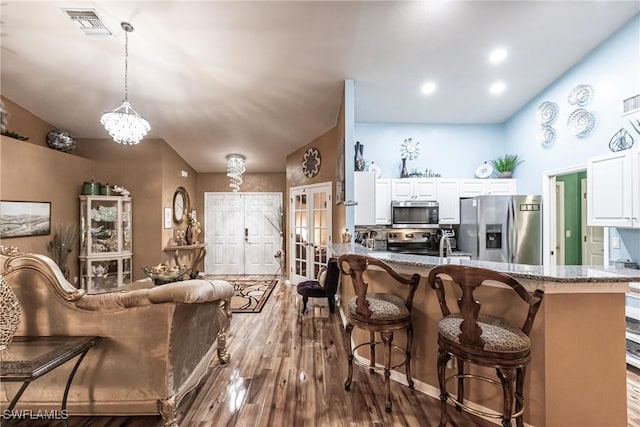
xmin=0 ymin=336 xmax=101 ymax=418
xmin=163 ymin=243 xmax=206 ymax=279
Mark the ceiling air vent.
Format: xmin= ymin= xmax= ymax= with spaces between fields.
xmin=63 ymin=9 xmax=112 ymax=36
xmin=622 ymin=93 xmax=640 ymax=117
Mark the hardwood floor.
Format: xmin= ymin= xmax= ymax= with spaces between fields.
xmin=5 ymin=281 xmax=640 ymax=426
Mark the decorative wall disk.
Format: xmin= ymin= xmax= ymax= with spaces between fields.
xmin=535 ymin=101 xmax=559 ymax=125
xmin=302 ymin=147 xmax=321 ymax=178
xmin=608 ymin=128 xmax=634 ymax=152
xmin=567 ymin=108 xmax=595 ymax=138
xmin=568 ymin=84 xmax=593 ymax=107
xmin=537 ymin=125 xmax=556 ymax=147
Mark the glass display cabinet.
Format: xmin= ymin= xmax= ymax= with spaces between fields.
xmin=79 ymin=195 xmax=132 ymax=293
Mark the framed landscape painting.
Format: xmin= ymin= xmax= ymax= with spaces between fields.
xmin=0 ymin=201 xmax=51 ymax=238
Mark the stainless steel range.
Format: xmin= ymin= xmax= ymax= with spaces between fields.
xmin=387 ymin=228 xmax=442 ymax=256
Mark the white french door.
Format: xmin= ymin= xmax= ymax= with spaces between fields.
xmin=289 ymin=182 xmax=332 ymax=284
xmin=204 ymin=192 xmax=282 ymax=275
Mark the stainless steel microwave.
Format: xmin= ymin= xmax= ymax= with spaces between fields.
xmin=391 ymin=200 xmax=439 ymax=228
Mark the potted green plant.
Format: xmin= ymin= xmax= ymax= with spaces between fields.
xmin=490 ymin=154 xmax=523 ymax=178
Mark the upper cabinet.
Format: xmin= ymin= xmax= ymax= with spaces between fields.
xmin=587 ymin=148 xmax=640 ymax=228
xmin=354 ymin=171 xmax=376 ymax=225
xmin=390 ymin=178 xmax=437 ymax=201
xmin=436 ymin=179 xmax=461 ymax=225
xmin=460 ymin=179 xmax=517 ymax=196
xmin=375 ymin=179 xmax=392 ymax=225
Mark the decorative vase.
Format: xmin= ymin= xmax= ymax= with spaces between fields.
xmin=0 ymin=275 xmax=21 ymax=350
xmin=354 ymin=141 xmax=365 ymax=171
xmin=498 ymin=171 xmax=513 ymax=179
xmin=400 ymin=158 xmax=409 ymax=178
xmin=185 ymin=224 xmax=192 ymax=245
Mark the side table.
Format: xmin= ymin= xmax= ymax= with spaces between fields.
xmin=163 ymin=243 xmax=206 ymax=279
xmin=0 ymin=336 xmax=101 ymax=421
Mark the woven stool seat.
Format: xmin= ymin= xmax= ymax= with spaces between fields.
xmin=439 ymin=314 xmax=530 ymax=356
xmin=348 ymin=293 xmax=409 ymax=323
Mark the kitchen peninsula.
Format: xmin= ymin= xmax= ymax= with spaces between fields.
xmin=333 ymin=244 xmax=640 ymax=427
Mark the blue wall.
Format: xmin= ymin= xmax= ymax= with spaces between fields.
xmin=505 ymin=14 xmax=640 ymax=195
xmin=354 ymin=123 xmax=505 ymax=179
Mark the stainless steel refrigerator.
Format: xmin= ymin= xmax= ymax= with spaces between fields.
xmin=459 ymin=195 xmax=542 ymax=265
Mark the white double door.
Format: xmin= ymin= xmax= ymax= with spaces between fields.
xmin=205 ymin=192 xmax=282 ymax=275
xmin=289 ymin=182 xmax=332 ymax=284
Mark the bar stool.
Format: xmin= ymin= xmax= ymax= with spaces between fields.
xmin=338 ymin=254 xmax=421 ymax=413
xmin=427 ymin=265 xmax=544 ymax=427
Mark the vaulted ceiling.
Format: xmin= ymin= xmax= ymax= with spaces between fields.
xmin=1 ymin=1 xmax=638 ymax=173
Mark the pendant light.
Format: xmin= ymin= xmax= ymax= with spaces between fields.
xmin=100 ymin=22 xmax=150 ymax=145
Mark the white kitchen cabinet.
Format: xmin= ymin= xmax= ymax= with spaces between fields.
xmin=375 ymin=179 xmax=392 ymax=225
xmin=354 ymin=171 xmax=376 ymax=225
xmin=459 ymin=179 xmax=517 ymax=196
xmin=436 ymin=179 xmax=461 ymax=224
xmin=587 ymin=148 xmax=639 ymax=228
xmin=391 ymin=178 xmax=437 ymax=201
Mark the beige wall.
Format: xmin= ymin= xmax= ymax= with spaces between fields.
xmin=0 ymin=96 xmax=54 ymax=148
xmin=285 ymin=90 xmax=346 ymax=255
xmin=0 ymin=136 xmax=93 ymax=282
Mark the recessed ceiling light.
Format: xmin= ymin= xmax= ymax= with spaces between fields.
xmin=489 ymin=81 xmax=506 ymax=95
xmin=421 ymin=82 xmax=437 ymax=95
xmin=489 ymin=48 xmax=508 ymax=64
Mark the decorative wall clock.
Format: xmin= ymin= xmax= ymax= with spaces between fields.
xmin=302 ymin=147 xmax=321 ymax=178
xmin=400 ymin=137 xmax=420 ymax=160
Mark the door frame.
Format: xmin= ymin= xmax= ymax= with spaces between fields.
xmin=555 ymin=181 xmax=565 ymax=266
xmin=203 ymin=191 xmax=283 ymax=275
xmin=542 ymin=165 xmax=609 ymax=267
xmin=289 ymin=181 xmax=332 ymax=285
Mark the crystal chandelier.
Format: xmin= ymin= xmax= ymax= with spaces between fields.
xmin=100 ymin=22 xmax=150 ymax=145
xmin=226 ymin=154 xmax=246 ymax=192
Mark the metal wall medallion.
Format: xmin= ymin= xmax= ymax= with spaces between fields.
xmin=537 ymin=125 xmax=556 ymax=147
xmin=568 ymin=84 xmax=593 ymax=107
xmin=302 ymin=147 xmax=321 ymax=178
xmin=608 ymin=128 xmax=634 ymax=152
xmin=536 ymin=101 xmax=559 ymax=125
xmin=567 ymin=108 xmax=596 ymax=138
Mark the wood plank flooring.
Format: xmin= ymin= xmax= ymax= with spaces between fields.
xmin=4 ymin=280 xmax=640 ymax=426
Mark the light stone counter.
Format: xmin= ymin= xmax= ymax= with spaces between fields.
xmin=332 ymin=243 xmax=640 ymax=294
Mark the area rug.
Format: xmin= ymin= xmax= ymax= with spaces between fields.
xmin=229 ymin=278 xmax=277 ymax=313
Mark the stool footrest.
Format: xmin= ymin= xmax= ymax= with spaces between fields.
xmin=352 ymin=341 xmax=409 ymax=371
xmin=444 ymin=373 xmax=524 ymax=419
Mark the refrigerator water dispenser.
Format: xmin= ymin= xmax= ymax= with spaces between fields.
xmin=485 ymin=224 xmax=502 ymax=249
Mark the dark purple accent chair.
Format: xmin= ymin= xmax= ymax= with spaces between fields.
xmin=296 ymin=257 xmax=340 ymax=313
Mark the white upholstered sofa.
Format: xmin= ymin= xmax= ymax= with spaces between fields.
xmin=0 ymin=251 xmax=233 ymax=426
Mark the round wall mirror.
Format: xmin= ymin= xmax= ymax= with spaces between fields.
xmin=172 ymin=187 xmax=190 ymax=225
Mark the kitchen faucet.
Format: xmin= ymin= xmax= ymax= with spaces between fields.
xmin=439 ymin=235 xmax=452 ymax=258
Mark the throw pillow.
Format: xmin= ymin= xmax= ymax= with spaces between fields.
xmin=317 ymin=266 xmax=327 ymax=288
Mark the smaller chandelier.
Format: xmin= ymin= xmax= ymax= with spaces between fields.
xmin=226 ymin=154 xmax=246 ymax=193
xmin=100 ymin=22 xmax=150 ymax=145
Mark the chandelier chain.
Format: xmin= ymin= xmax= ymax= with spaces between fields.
xmin=124 ymin=29 xmax=129 ymax=102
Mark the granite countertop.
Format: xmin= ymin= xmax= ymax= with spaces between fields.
xmin=332 ymin=244 xmax=640 ymax=284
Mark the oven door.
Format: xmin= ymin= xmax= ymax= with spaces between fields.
xmin=391 ymin=201 xmax=439 ymax=228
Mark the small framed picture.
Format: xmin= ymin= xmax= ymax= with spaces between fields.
xmin=164 ymin=207 xmax=172 ymax=229
xmin=0 ymin=200 xmax=51 ymax=238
